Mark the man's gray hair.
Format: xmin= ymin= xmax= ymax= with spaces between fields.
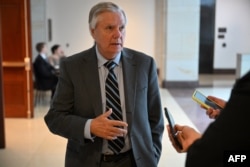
xmin=88 ymin=2 xmax=127 ymax=29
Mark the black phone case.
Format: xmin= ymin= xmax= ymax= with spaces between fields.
xmin=164 ymin=107 xmax=183 ymax=149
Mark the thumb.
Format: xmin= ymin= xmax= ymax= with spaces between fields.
xmin=175 ymin=124 xmax=183 ymax=131
xmin=103 ymin=108 xmax=112 ymax=117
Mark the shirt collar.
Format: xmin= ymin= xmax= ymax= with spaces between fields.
xmin=40 ymin=53 xmax=47 ymax=60
xmin=95 ymin=46 xmax=121 ymax=68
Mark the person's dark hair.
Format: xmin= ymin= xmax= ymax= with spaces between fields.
xmin=51 ymin=44 xmax=60 ymax=54
xmin=36 ymin=42 xmax=46 ymax=53
xmin=88 ymin=2 xmax=127 ymax=29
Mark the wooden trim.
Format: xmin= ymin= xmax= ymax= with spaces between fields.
xmin=1 ymin=0 xmax=33 ymax=118
xmin=2 ymin=61 xmax=26 ymax=67
xmin=0 ymin=31 xmax=6 ymax=149
xmin=24 ymin=0 xmax=32 ymax=118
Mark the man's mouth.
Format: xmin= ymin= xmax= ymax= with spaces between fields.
xmin=111 ymin=42 xmax=121 ymax=46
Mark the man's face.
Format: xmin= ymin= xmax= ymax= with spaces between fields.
xmin=91 ymin=11 xmax=126 ymax=60
xmin=41 ymin=45 xmax=48 ymax=54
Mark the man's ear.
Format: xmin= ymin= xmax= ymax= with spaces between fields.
xmin=90 ymin=28 xmax=95 ymax=38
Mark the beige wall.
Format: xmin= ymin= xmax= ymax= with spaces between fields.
xmin=214 ymin=0 xmax=250 ymax=69
xmin=46 ymin=0 xmax=156 ymax=59
xmin=31 ymin=0 xmax=250 ymax=87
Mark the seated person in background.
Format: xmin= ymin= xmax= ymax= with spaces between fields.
xmin=33 ymin=42 xmax=58 ymax=98
xmin=48 ymin=44 xmax=66 ymax=69
xmin=167 ymin=70 xmax=250 ymax=167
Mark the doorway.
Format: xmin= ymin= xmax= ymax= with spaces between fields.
xmin=0 ymin=0 xmax=34 ymax=118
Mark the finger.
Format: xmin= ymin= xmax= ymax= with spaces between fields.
xmin=207 ymin=96 xmax=223 ymax=105
xmin=167 ymin=128 xmax=176 ymax=145
xmin=110 ymin=120 xmax=128 ymax=128
xmin=102 ymin=109 xmax=112 ymax=117
xmin=208 ymin=107 xmax=217 ymax=114
xmin=110 ymin=127 xmax=127 ymax=135
xmin=210 ymin=112 xmax=218 ymax=119
xmin=207 ymin=96 xmax=217 ymax=101
xmin=166 ymin=125 xmax=176 ymax=144
xmin=206 ymin=109 xmax=212 ymax=115
xmin=106 ymin=134 xmax=118 ymax=140
xmin=200 ymin=104 xmax=207 ymax=110
xmin=175 ymin=132 xmax=184 ymax=152
xmin=166 ymin=125 xmax=183 ymax=152
xmin=170 ymin=132 xmax=183 ymax=153
xmin=106 ymin=123 xmax=128 ymax=135
xmin=106 ymin=128 xmax=127 ymax=140
xmin=102 ymin=128 xmax=120 ymax=139
xmin=107 ymin=136 xmax=117 ymax=140
xmin=174 ymin=124 xmax=184 ymax=131
xmin=119 ymin=128 xmax=127 ymax=136
xmin=166 ymin=125 xmax=172 ymax=138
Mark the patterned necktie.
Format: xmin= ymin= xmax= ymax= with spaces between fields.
xmin=104 ymin=61 xmax=125 ymax=154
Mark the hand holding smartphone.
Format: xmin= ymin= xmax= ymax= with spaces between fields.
xmin=164 ymin=107 xmax=183 ymax=150
xmin=192 ymin=90 xmax=223 ymax=110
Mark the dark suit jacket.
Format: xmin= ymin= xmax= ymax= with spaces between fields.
xmin=186 ymin=70 xmax=250 ymax=167
xmin=33 ymin=54 xmax=58 ymax=90
xmin=44 ymin=47 xmax=164 ymax=167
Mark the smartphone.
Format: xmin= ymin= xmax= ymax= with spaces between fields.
xmin=192 ymin=90 xmax=223 ymax=110
xmin=164 ymin=107 xmax=183 ymax=149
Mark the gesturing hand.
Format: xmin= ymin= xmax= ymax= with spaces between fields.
xmin=90 ymin=109 xmax=128 ymax=140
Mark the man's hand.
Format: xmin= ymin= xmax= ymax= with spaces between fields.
xmin=205 ymin=108 xmax=221 ymax=119
xmin=90 ymin=109 xmax=128 ymax=140
xmin=167 ymin=124 xmax=201 ymax=153
xmin=205 ymin=96 xmax=226 ymax=119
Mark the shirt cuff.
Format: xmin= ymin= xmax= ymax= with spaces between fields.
xmin=84 ymin=119 xmax=94 ymax=141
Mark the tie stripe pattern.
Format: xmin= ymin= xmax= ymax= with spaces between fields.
xmin=104 ymin=61 xmax=125 ymax=154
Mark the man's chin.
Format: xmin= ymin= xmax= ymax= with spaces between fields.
xmin=110 ymin=46 xmax=123 ymax=53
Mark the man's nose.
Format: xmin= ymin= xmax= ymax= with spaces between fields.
xmin=113 ymin=28 xmax=123 ymax=38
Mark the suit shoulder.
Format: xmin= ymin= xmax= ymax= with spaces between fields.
xmin=123 ymin=48 xmax=153 ymax=61
xmin=34 ymin=54 xmax=41 ymax=61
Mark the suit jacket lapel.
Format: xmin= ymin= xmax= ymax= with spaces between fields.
xmin=79 ymin=48 xmax=137 ymax=120
xmin=121 ymin=49 xmax=137 ymax=130
xmin=80 ymin=48 xmax=103 ymax=117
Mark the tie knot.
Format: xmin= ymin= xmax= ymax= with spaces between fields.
xmin=104 ymin=61 xmax=116 ymax=71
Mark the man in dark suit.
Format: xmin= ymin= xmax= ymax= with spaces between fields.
xmin=44 ymin=2 xmax=164 ymax=167
xmin=167 ymin=70 xmax=250 ymax=167
xmin=33 ymin=42 xmax=58 ymax=97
